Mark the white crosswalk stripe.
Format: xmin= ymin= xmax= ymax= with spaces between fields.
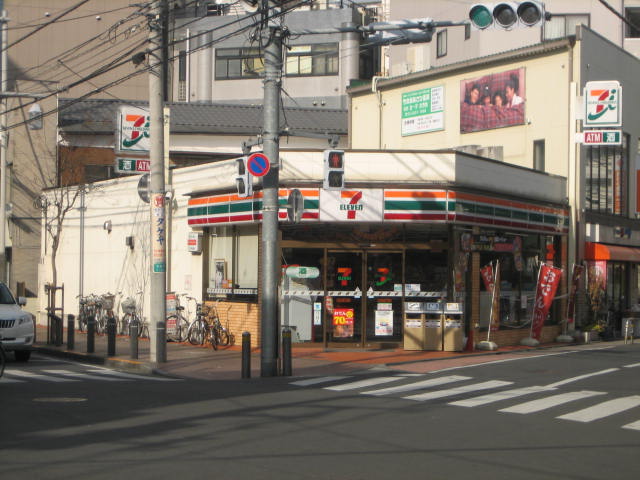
xmin=450 ymin=385 xmax=555 ymax=407
xmin=499 ymin=390 xmax=606 ymax=414
xmin=85 ymin=369 xmax=179 ymax=382
xmin=42 ymin=369 xmax=132 ymax=382
xmin=361 ymin=375 xmax=471 ymax=396
xmin=6 ymin=369 xmax=79 ymax=383
xmin=404 ymin=380 xmax=513 ymax=401
xmin=0 ymin=376 xmax=25 ymax=383
xmin=557 ymin=396 xmax=640 ymax=423
xmin=290 ymin=376 xmax=353 ymax=387
xmin=622 ymin=420 xmax=640 ymax=431
xmin=325 ymin=376 xmax=401 ymax=391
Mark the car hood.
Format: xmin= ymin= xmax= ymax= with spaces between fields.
xmin=0 ymin=303 xmax=26 ymax=320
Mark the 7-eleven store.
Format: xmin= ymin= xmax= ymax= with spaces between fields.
xmin=187 ymin=151 xmax=569 ymax=350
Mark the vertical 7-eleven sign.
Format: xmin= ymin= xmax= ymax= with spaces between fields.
xmin=319 ymin=189 xmax=384 ymax=222
xmin=116 ymin=106 xmax=151 ymax=153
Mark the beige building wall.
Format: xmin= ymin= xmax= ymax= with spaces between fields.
xmin=351 ymin=41 xmax=575 ymax=178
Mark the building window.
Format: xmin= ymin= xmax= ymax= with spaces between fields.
xmin=464 ymin=23 xmax=471 ymax=40
xmin=533 ymin=139 xmax=545 ymax=172
xmin=626 ymin=7 xmax=640 ymax=37
xmin=436 ymin=29 xmax=447 ymax=58
xmin=285 ymin=44 xmax=338 ymax=76
xmin=208 ymin=225 xmax=258 ymax=297
xmin=543 ymin=14 xmax=589 ymax=40
xmin=585 ymin=133 xmax=628 ymax=215
xmin=215 ymin=47 xmax=264 ymax=80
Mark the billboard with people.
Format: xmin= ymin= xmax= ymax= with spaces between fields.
xmin=460 ymin=68 xmax=525 ymax=133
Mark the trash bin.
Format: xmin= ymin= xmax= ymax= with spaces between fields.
xmin=403 ymin=302 xmax=425 ymax=351
xmin=423 ymin=302 xmax=443 ymax=351
xmin=443 ymin=303 xmax=464 ymax=352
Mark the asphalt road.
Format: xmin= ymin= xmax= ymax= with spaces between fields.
xmin=2 ymin=344 xmax=640 ymax=480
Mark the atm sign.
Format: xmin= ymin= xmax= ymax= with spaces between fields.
xmin=116 ymin=157 xmax=150 ymax=174
xmin=579 ymin=130 xmax=621 ymax=145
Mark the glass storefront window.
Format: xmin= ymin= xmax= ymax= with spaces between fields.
xmin=208 ymin=225 xmax=258 ymax=297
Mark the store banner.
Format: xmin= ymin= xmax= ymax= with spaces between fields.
xmin=490 ymin=262 xmax=501 ymax=332
xmin=586 ymin=261 xmax=607 ymax=312
xmin=566 ymin=264 xmax=585 ymax=326
xmin=531 ymin=264 xmax=563 ymax=340
xmin=480 ymin=263 xmax=494 ymax=293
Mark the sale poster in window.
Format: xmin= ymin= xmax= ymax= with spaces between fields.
xmin=375 ymin=310 xmax=394 ymax=336
xmin=333 ymin=308 xmax=354 ymax=337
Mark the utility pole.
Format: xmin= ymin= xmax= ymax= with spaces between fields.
xmin=0 ymin=10 xmax=8 ymax=284
xmin=148 ymin=0 xmax=167 ymax=363
xmin=260 ymin=0 xmax=283 ymax=377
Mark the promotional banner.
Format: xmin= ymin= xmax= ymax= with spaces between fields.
xmin=480 ymin=262 xmax=494 ymax=293
xmin=490 ymin=261 xmax=501 ymax=333
xmin=531 ymin=264 xmax=563 ymax=340
xmin=566 ymin=264 xmax=585 ymax=327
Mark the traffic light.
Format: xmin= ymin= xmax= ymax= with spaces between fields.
xmin=469 ymin=2 xmax=547 ymax=30
xmin=323 ymin=150 xmax=345 ymax=190
xmin=235 ymin=156 xmax=253 ymax=197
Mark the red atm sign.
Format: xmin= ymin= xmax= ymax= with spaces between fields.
xmin=578 ymin=130 xmax=622 ymax=145
xmin=116 ymin=157 xmax=150 ymax=174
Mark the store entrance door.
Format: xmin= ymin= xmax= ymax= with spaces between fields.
xmin=326 ymin=250 xmax=403 ymax=348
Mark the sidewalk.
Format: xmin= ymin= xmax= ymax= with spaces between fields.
xmin=32 ymin=325 xmax=584 ymax=381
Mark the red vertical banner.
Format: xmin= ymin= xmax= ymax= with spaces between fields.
xmin=566 ymin=264 xmax=585 ymax=327
xmin=490 ymin=262 xmax=501 ymax=332
xmin=480 ymin=263 xmax=494 ymax=293
xmin=531 ymin=264 xmax=563 ymax=340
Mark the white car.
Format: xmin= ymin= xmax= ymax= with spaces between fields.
xmin=0 ymin=283 xmax=34 ymax=361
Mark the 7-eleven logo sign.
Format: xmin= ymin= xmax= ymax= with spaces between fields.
xmin=117 ymin=106 xmax=151 ymax=153
xmin=320 ymin=189 xmax=383 ymax=222
xmin=584 ymin=81 xmax=622 ymax=127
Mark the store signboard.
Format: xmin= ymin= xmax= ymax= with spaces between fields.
xmin=401 ymin=86 xmax=444 ymax=136
xmin=375 ymin=310 xmax=394 ymax=336
xmin=320 ymin=189 xmax=383 ymax=222
xmin=116 ymin=106 xmax=151 ymax=153
xmin=333 ymin=308 xmax=354 ymax=337
xmin=584 ymin=81 xmax=621 ymax=127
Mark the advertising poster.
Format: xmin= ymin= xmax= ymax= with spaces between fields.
xmin=333 ymin=308 xmax=354 ymax=337
xmin=460 ymin=68 xmax=525 ymax=133
xmin=531 ymin=264 xmax=563 ymax=340
xmin=375 ymin=310 xmax=394 ymax=336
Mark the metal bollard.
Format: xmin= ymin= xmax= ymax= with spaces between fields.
xmin=55 ymin=314 xmax=63 ymax=347
xmin=129 ymin=322 xmax=139 ymax=359
xmin=107 ymin=316 xmax=117 ymax=356
xmin=241 ymin=331 xmax=251 ymax=379
xmin=282 ymin=328 xmax=292 ymax=376
xmin=67 ymin=315 xmax=75 ymax=350
xmin=86 ymin=315 xmax=95 ymax=354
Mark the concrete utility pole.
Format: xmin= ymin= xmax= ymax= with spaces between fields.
xmin=0 ymin=10 xmax=8 ymax=284
xmin=260 ymin=1 xmax=283 ymax=377
xmin=148 ymin=0 xmax=167 ymax=363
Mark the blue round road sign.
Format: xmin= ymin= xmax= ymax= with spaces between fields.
xmin=247 ymin=152 xmax=270 ymax=177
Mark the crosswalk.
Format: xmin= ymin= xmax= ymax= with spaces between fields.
xmin=1 ymin=363 xmax=179 ymax=384
xmin=290 ymin=372 xmax=640 ymax=432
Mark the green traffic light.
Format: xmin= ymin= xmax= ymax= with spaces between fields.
xmin=469 ymin=5 xmax=493 ymax=29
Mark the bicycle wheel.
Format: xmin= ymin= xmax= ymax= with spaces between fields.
xmin=176 ymin=315 xmax=190 ymax=342
xmin=217 ymin=328 xmax=230 ymax=347
xmin=188 ymin=320 xmax=205 ymax=345
xmin=210 ymin=328 xmax=219 ymax=350
xmin=0 ymin=344 xmax=5 ymax=378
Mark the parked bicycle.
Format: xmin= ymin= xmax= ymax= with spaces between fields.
xmin=166 ymin=293 xmax=194 ymax=342
xmin=96 ymin=292 xmax=116 ymax=335
xmin=119 ymin=295 xmax=142 ymax=337
xmin=187 ymin=301 xmax=233 ymax=350
xmin=77 ymin=294 xmax=100 ymax=332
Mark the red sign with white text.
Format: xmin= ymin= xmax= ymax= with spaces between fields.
xmin=531 ymin=264 xmax=563 ymax=340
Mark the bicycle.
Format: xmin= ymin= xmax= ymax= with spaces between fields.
xmin=166 ymin=293 xmax=194 ymax=342
xmin=96 ymin=292 xmax=116 ymax=335
xmin=120 ymin=296 xmax=142 ymax=337
xmin=187 ymin=303 xmax=211 ymax=347
xmin=77 ymin=294 xmax=100 ymax=333
xmin=208 ymin=301 xmax=233 ymax=347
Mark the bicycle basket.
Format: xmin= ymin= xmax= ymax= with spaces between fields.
xmin=121 ymin=297 xmax=136 ymax=314
xmin=101 ymin=295 xmax=115 ymax=310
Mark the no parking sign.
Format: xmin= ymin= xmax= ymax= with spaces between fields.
xmin=246 ymin=152 xmax=270 ymax=177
